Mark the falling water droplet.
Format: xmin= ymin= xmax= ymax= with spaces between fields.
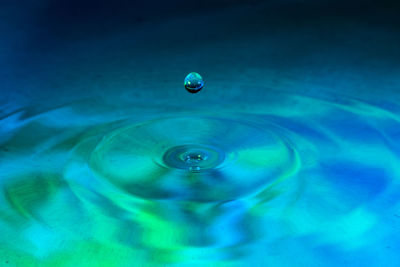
xmin=184 ymin=72 xmax=204 ymax=93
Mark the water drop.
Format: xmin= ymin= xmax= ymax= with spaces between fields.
xmin=163 ymin=144 xmax=224 ymax=171
xmin=184 ymin=72 xmax=204 ymax=93
xmin=184 ymin=152 xmax=208 ymax=164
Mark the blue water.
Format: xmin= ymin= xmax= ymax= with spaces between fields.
xmin=1 ymin=1 xmax=400 ymax=266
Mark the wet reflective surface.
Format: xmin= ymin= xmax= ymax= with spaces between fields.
xmin=2 ymin=89 xmax=400 ymax=265
xmin=1 ymin=0 xmax=400 ymax=265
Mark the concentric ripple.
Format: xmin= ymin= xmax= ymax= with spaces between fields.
xmin=3 ymin=91 xmax=400 ymax=265
xmin=162 ymin=144 xmax=225 ymax=171
xmin=70 ymin=116 xmax=299 ymax=202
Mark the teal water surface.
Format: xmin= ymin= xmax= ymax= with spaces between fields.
xmin=1 ymin=0 xmax=400 ymax=265
xmin=1 ymin=89 xmax=400 ymax=266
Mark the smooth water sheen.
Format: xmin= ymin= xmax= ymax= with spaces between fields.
xmin=1 ymin=91 xmax=400 ymax=266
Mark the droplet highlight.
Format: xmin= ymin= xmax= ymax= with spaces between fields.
xmin=184 ymin=72 xmax=204 ymax=93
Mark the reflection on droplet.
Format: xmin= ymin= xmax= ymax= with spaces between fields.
xmin=184 ymin=72 xmax=204 ymax=93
